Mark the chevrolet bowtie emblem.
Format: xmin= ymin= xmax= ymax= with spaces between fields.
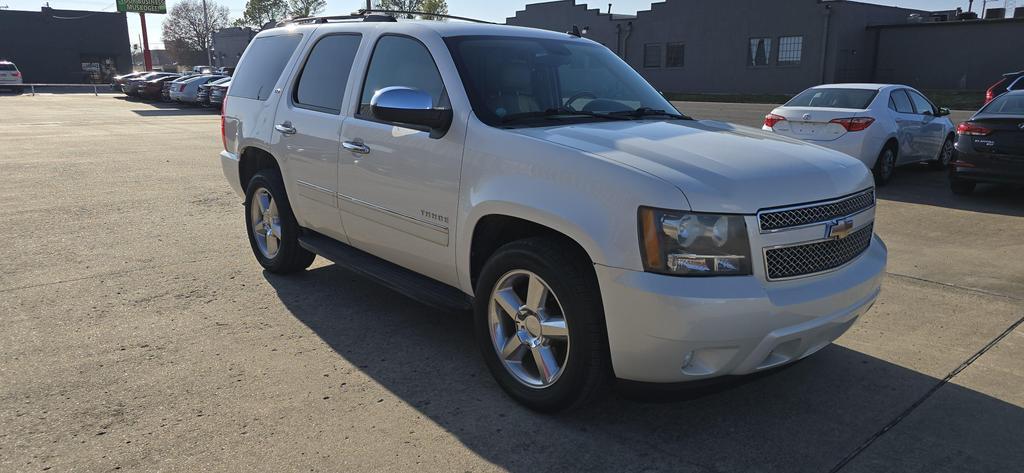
xmin=825 ymin=218 xmax=855 ymax=240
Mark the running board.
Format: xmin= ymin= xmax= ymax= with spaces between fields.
xmin=298 ymin=231 xmax=473 ymax=312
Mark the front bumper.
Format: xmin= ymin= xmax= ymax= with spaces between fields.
xmin=597 ymin=234 xmax=886 ymax=383
xmin=220 ymin=150 xmax=244 ymax=199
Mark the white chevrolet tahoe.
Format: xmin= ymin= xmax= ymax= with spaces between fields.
xmin=219 ymin=14 xmax=887 ymax=411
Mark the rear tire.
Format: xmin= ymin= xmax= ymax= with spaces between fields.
xmin=873 ymin=145 xmax=897 ymax=186
xmin=474 ymin=237 xmax=610 ymax=412
xmin=243 ymin=170 xmax=316 ymax=273
xmin=930 ymin=136 xmax=955 ymax=170
xmin=950 ymin=177 xmax=976 ymax=195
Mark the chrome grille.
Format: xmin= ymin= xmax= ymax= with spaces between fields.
xmin=758 ymin=190 xmax=875 ymax=232
xmin=765 ymin=224 xmax=874 ymax=280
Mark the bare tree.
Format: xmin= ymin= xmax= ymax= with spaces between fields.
xmin=288 ymin=0 xmax=325 ymax=18
xmin=162 ymin=0 xmax=230 ymax=64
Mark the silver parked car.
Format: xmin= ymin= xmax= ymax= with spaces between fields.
xmin=169 ymin=74 xmax=227 ymax=104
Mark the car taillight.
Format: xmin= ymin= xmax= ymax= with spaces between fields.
xmin=763 ymin=113 xmax=786 ymax=128
xmin=221 ymin=96 xmax=228 ymax=151
xmin=179 ymin=84 xmax=186 ymax=92
xmin=957 ymin=122 xmax=991 ymax=136
xmin=830 ymin=117 xmax=875 ymax=132
xmin=985 ymin=78 xmax=1007 ymax=104
xmin=12 ymin=71 xmax=20 ymax=77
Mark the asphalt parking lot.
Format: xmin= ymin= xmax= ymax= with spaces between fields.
xmin=1 ymin=94 xmax=1021 ymax=472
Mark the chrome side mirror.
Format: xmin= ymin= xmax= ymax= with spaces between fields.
xmin=936 ymin=107 xmax=951 ymax=117
xmin=370 ymin=86 xmax=452 ymax=136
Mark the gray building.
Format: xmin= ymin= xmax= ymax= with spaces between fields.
xmin=0 ymin=7 xmax=131 ymax=84
xmin=507 ymin=0 xmax=1024 ymax=94
xmin=211 ymin=27 xmax=257 ymax=68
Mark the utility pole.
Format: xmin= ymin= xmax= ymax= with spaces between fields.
xmin=140 ymin=13 xmax=153 ymax=70
xmin=201 ymin=0 xmax=213 ymax=66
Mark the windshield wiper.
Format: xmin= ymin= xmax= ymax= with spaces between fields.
xmin=607 ymin=107 xmax=692 ymax=120
xmin=500 ymin=107 xmax=632 ymax=124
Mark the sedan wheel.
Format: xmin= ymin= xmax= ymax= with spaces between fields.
xmin=874 ymin=147 xmax=897 ymax=186
xmin=488 ymin=270 xmax=570 ymax=388
xmin=931 ymin=137 xmax=955 ymax=170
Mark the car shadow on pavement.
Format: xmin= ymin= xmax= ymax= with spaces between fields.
xmin=263 ymin=265 xmax=1023 ymax=473
xmin=878 ymin=165 xmax=1023 ymax=218
xmin=112 ymin=96 xmax=218 ymax=116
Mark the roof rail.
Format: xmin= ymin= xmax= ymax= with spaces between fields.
xmin=357 ymin=9 xmax=495 ymax=24
xmin=276 ymin=9 xmax=494 ymax=27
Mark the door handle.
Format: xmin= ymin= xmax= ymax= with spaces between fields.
xmin=342 ymin=141 xmax=370 ymax=154
xmin=275 ymin=121 xmax=296 ymax=135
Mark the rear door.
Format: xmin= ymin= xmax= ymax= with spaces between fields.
xmin=888 ymin=89 xmax=922 ymax=161
xmin=272 ymin=33 xmax=363 ymax=241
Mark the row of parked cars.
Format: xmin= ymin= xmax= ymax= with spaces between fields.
xmin=761 ymin=79 xmax=1024 ymax=194
xmin=111 ymin=67 xmax=232 ymax=108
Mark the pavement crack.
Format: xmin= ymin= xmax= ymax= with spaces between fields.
xmin=0 ymin=258 xmax=206 ymax=294
xmin=828 ymin=313 xmax=1024 ymax=473
xmin=885 ymin=271 xmax=1022 ymax=301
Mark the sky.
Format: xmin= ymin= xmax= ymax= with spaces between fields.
xmin=3 ymin=0 xmax=990 ymax=50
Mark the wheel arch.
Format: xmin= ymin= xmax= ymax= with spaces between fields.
xmin=238 ymin=145 xmax=282 ymax=190
xmin=466 ymin=212 xmax=598 ymax=292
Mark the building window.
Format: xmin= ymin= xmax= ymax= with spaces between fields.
xmin=749 ymin=37 xmax=772 ymax=66
xmin=665 ymin=43 xmax=685 ymax=68
xmin=643 ymin=43 xmax=662 ymax=68
xmin=778 ymin=36 xmax=803 ymax=65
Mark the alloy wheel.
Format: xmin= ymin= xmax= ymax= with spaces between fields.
xmin=488 ymin=270 xmax=570 ymax=388
xmin=880 ymin=149 xmax=895 ymax=180
xmin=250 ymin=187 xmax=282 ymax=259
xmin=940 ymin=139 xmax=954 ymax=167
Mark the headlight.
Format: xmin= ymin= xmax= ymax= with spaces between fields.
xmin=638 ymin=207 xmax=752 ymax=276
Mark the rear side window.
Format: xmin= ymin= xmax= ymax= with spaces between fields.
xmin=358 ymin=35 xmax=446 ymax=117
xmin=785 ymin=88 xmax=877 ymax=109
xmin=0 ymin=63 xmax=17 ymax=71
xmin=890 ymin=90 xmax=914 ymax=114
xmin=294 ymin=34 xmax=362 ymax=114
xmin=230 ymin=34 xmax=302 ymax=101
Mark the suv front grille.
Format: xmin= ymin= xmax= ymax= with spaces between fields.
xmin=758 ymin=190 xmax=875 ymax=232
xmin=765 ymin=224 xmax=874 ymax=280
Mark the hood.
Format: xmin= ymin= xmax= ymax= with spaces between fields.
xmin=511 ymin=120 xmax=873 ymax=214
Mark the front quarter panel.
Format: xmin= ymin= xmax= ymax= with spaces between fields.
xmin=456 ymin=117 xmax=688 ymax=294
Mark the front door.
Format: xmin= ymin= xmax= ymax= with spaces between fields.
xmin=339 ymin=34 xmax=462 ymax=286
xmin=908 ymin=90 xmax=945 ymax=161
xmin=272 ymin=33 xmax=362 ymax=241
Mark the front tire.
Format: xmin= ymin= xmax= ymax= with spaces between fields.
xmin=243 ymin=170 xmax=316 ymax=273
xmin=931 ymin=136 xmax=955 ymax=170
xmin=873 ymin=145 xmax=897 ymax=186
xmin=474 ymin=237 xmax=609 ymax=412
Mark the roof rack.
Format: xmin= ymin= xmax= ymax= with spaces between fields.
xmin=277 ymin=9 xmax=494 ymax=27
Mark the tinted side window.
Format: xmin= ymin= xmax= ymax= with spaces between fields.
xmin=890 ymin=90 xmax=914 ymax=114
xmin=229 ymin=34 xmax=302 ymax=101
xmin=908 ymin=91 xmax=935 ymax=115
xmin=294 ymin=34 xmax=361 ymax=113
xmin=358 ymin=35 xmax=446 ymax=117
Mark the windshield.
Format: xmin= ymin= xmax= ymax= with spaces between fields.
xmin=445 ymin=35 xmax=681 ymax=127
xmin=981 ymin=93 xmax=1024 ymax=114
xmin=785 ymin=88 xmax=878 ymax=109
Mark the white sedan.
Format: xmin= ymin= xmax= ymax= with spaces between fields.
xmin=763 ymin=84 xmax=956 ymax=185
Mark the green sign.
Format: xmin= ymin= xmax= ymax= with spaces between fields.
xmin=116 ymin=0 xmax=167 ymax=14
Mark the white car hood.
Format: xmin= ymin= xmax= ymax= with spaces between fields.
xmin=512 ymin=119 xmax=874 ymax=214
